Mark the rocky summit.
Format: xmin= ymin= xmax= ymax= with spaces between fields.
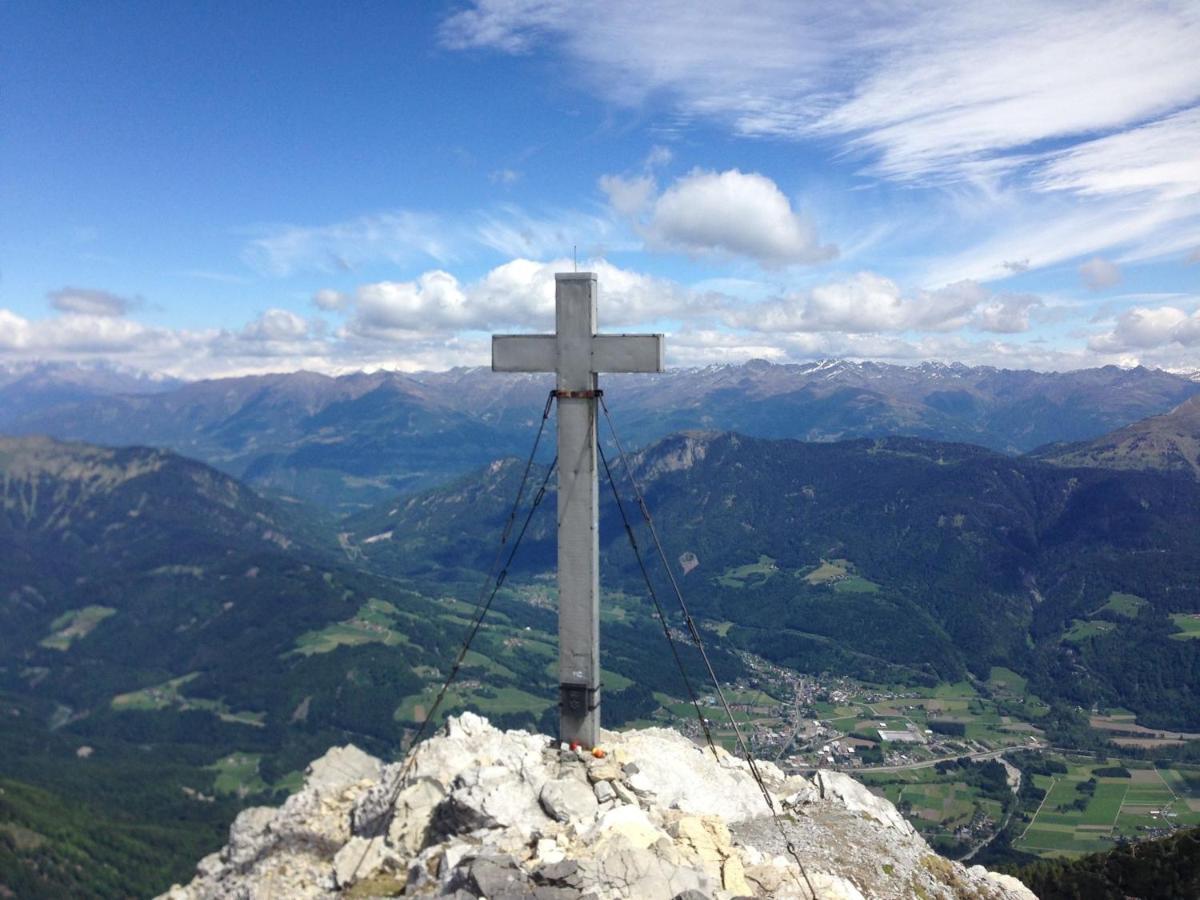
xmin=160 ymin=713 xmax=1035 ymax=900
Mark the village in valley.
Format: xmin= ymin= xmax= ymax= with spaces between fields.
xmin=644 ymin=646 xmax=1200 ymax=860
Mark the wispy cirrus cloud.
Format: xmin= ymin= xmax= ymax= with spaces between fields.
xmin=242 ymin=211 xmax=456 ymax=276
xmin=441 ymin=1 xmax=1200 ymax=275
xmin=242 ymin=206 xmax=623 ymax=277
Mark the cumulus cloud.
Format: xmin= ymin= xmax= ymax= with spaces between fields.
xmin=1090 ymin=305 xmax=1200 ymax=352
xmin=340 ymin=257 xmax=702 ymax=340
xmin=239 ymin=309 xmax=312 ymax=342
xmin=649 ymin=169 xmax=834 ymax=265
xmin=0 ymin=307 xmax=186 ymax=355
xmin=1 ymin=262 xmax=1182 ymax=378
xmin=347 ymin=271 xmax=473 ymax=338
xmin=975 ymin=294 xmax=1043 ymax=333
xmin=603 ymin=168 xmax=835 ymax=267
xmin=1079 ymin=257 xmax=1122 ymax=291
xmin=47 ymin=287 xmax=137 ymax=317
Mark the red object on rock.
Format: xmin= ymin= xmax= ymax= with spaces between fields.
xmin=592 ymin=748 xmax=606 ymax=759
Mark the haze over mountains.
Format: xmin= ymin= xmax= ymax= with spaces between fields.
xmin=3 ymin=360 xmax=1198 ymax=513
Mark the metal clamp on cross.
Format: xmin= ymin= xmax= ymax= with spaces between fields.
xmin=492 ymin=273 xmax=664 ymax=747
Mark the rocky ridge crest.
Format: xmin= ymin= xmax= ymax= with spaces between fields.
xmin=161 ymin=713 xmax=1035 ymax=899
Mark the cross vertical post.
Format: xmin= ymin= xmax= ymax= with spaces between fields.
xmin=492 ymin=273 xmax=664 ymax=747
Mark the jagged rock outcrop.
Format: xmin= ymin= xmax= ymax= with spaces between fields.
xmin=160 ymin=713 xmax=1036 ymax=899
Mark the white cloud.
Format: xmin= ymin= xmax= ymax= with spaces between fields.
xmin=441 ymin=2 xmax=1200 ymax=176
xmin=1036 ymin=106 xmax=1200 ymax=200
xmin=47 ymin=287 xmax=136 ymax=317
xmin=0 ymin=261 xmax=1187 ymax=378
xmin=722 ymin=274 xmax=1035 ymax=335
xmin=1079 ymin=257 xmax=1122 ymax=291
xmin=644 ymin=145 xmax=672 ymax=169
xmin=975 ymin=294 xmax=1043 ymax=334
xmin=601 ymin=168 xmax=834 ymax=266
xmin=0 ymin=308 xmax=188 ymax=355
xmin=1090 ymin=304 xmax=1200 ymax=351
xmin=442 ymin=1 xmax=1200 ymax=271
xmin=470 ymin=205 xmax=619 ymax=259
xmin=347 ymin=271 xmax=473 ymax=338
xmin=599 ymin=173 xmax=656 ymax=218
xmin=646 ymin=169 xmax=834 ymax=266
xmin=340 ymin=257 xmax=702 ymax=340
xmin=239 ymin=309 xmax=312 ymax=342
xmin=923 ymin=196 xmax=1195 ymax=285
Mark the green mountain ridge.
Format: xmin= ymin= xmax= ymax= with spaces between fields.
xmin=347 ymin=429 xmax=1200 ymax=728
xmin=0 ymin=435 xmax=737 ymax=896
xmin=1037 ymin=395 xmax=1200 ymax=479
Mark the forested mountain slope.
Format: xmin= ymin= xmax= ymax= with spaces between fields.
xmin=348 ymin=430 xmax=1200 ymax=728
xmin=0 ymin=436 xmax=736 ymax=896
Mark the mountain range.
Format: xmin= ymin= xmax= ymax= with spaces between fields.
xmin=3 ymin=360 xmax=1198 ymax=512
xmin=4 ymin=359 xmax=1200 ymax=894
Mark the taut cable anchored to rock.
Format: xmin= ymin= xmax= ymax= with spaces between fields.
xmin=347 ymin=391 xmax=558 ymax=884
xmin=599 ymin=393 xmax=820 ymax=899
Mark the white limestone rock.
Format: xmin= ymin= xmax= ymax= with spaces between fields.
xmin=159 ymin=714 xmax=1038 ymax=900
xmin=814 ymin=769 xmax=915 ymax=835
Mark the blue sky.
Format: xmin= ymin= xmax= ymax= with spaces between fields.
xmin=1 ymin=1 xmax=1198 ymax=377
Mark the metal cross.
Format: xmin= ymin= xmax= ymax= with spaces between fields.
xmin=492 ymin=273 xmax=664 ymax=747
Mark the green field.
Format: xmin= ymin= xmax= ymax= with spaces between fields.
xmin=986 ymin=667 xmax=1027 ymax=696
xmin=112 ymin=674 xmax=199 ymax=711
xmin=716 ymin=555 xmax=778 ymax=588
xmin=209 ymin=753 xmax=266 ymax=797
xmin=1016 ymin=759 xmax=1200 ymax=856
xmin=1063 ymin=619 xmax=1116 ymax=642
xmin=39 ymin=606 xmax=116 ymax=650
xmin=1095 ymin=592 xmax=1147 ymax=618
xmin=832 ymin=575 xmax=881 ymax=594
xmin=111 ymin=673 xmax=264 ymax=726
xmin=290 ymin=598 xmax=412 ymax=655
xmin=1169 ymin=613 xmax=1200 ymax=640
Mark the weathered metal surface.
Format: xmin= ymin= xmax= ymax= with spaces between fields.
xmin=490 ymin=272 xmax=665 ymax=747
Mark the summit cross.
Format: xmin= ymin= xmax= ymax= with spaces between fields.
xmin=492 ymin=273 xmax=665 ymax=747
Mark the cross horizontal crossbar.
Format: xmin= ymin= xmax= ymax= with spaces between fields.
xmin=492 ymin=333 xmax=664 ymax=374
